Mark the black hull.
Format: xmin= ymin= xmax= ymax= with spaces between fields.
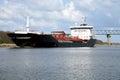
xmin=7 ymin=33 xmax=96 ymax=48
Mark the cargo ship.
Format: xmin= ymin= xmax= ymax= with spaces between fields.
xmin=7 ymin=16 xmax=96 ymax=47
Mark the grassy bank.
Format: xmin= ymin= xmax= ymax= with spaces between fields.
xmin=0 ymin=31 xmax=13 ymax=44
xmin=0 ymin=31 xmax=16 ymax=47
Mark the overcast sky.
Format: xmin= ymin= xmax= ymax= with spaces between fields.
xmin=0 ymin=0 xmax=120 ymax=42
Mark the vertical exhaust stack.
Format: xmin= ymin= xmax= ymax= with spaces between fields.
xmin=26 ymin=16 xmax=30 ymax=33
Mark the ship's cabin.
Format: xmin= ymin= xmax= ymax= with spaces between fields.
xmin=70 ymin=23 xmax=94 ymax=40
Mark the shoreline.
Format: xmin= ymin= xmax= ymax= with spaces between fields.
xmin=0 ymin=43 xmax=17 ymax=47
xmin=0 ymin=43 xmax=120 ymax=47
xmin=95 ymin=44 xmax=120 ymax=47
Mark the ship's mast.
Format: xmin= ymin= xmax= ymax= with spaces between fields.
xmin=81 ymin=16 xmax=86 ymax=24
xmin=26 ymin=16 xmax=30 ymax=32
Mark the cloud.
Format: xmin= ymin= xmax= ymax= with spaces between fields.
xmin=0 ymin=1 xmax=28 ymax=20
xmin=103 ymin=0 xmax=113 ymax=6
xmin=105 ymin=13 xmax=113 ymax=18
xmin=0 ymin=19 xmax=24 ymax=31
xmin=0 ymin=0 xmax=120 ymax=33
xmin=62 ymin=1 xmax=84 ymax=22
xmin=0 ymin=20 xmax=15 ymax=26
xmin=30 ymin=19 xmax=57 ymax=28
xmin=0 ymin=20 xmax=4 ymax=25
xmin=75 ymin=0 xmax=98 ymax=11
xmin=27 ymin=0 xmax=64 ymax=11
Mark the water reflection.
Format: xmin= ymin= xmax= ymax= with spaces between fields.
xmin=58 ymin=48 xmax=92 ymax=79
xmin=0 ymin=47 xmax=120 ymax=80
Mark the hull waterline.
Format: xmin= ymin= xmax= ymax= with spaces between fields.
xmin=7 ymin=33 xmax=96 ymax=48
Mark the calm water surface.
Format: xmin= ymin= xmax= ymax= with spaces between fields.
xmin=0 ymin=46 xmax=120 ymax=80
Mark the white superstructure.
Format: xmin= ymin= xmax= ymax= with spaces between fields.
xmin=15 ymin=16 xmax=40 ymax=34
xmin=26 ymin=16 xmax=30 ymax=33
xmin=70 ymin=17 xmax=94 ymax=40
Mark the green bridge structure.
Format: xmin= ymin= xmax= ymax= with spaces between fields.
xmin=94 ymin=30 xmax=120 ymax=46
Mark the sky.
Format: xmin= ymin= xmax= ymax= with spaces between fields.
xmin=0 ymin=0 xmax=120 ymax=43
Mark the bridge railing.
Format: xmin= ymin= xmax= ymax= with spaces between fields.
xmin=94 ymin=30 xmax=120 ymax=35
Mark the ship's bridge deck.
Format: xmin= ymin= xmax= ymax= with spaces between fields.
xmin=70 ymin=25 xmax=93 ymax=29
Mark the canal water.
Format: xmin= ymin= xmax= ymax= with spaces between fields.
xmin=0 ymin=46 xmax=120 ymax=80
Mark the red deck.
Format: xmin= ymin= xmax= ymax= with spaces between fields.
xmin=51 ymin=31 xmax=85 ymax=42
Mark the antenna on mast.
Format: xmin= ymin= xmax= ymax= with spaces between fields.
xmin=81 ymin=16 xmax=86 ymax=24
xmin=26 ymin=16 xmax=30 ymax=32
